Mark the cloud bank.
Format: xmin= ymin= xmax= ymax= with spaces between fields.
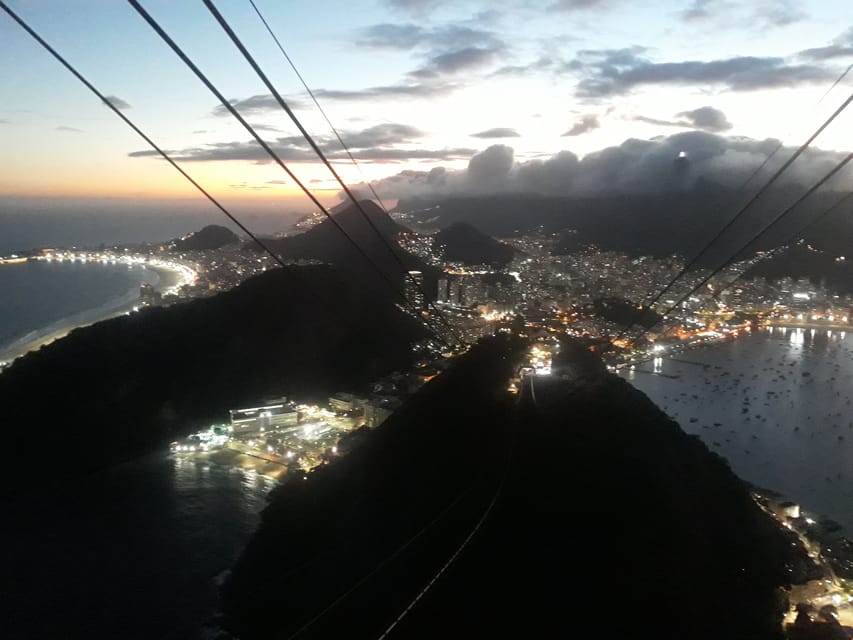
xmin=365 ymin=132 xmax=850 ymax=201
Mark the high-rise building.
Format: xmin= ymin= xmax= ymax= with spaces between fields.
xmin=437 ymin=278 xmax=449 ymax=303
xmin=449 ymin=280 xmax=462 ymax=306
xmin=139 ymin=283 xmax=162 ymax=307
xmin=405 ymin=270 xmax=425 ymax=310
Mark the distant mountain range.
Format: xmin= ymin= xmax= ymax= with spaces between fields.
xmin=396 ymin=183 xmax=852 ymax=272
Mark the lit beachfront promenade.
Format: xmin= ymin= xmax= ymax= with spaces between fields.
xmin=0 ymin=251 xmax=196 ymax=367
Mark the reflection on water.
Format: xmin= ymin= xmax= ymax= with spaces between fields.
xmin=2 ymin=453 xmax=273 ymax=639
xmin=624 ymin=328 xmax=853 ymax=533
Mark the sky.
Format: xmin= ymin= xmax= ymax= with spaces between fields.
xmin=1 ymin=0 xmax=852 ymax=228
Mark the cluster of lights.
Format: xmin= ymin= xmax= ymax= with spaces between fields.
xmin=528 ymin=344 xmax=553 ymax=375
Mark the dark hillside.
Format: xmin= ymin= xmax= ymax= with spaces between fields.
xmin=260 ymin=199 xmax=442 ymax=300
xmin=399 ymin=187 xmax=846 ymax=269
xmin=431 ymin=221 xmax=515 ymax=266
xmin=221 ymin=339 xmax=812 ymax=639
xmin=172 ymin=224 xmax=239 ymax=251
xmin=743 ymin=243 xmax=853 ymax=294
xmin=221 ymin=335 xmax=528 ymax=638
xmin=0 ymin=265 xmax=424 ymax=493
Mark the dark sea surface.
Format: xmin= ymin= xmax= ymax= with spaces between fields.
xmin=623 ymin=326 xmax=853 ymax=532
xmin=2 ymin=454 xmax=273 ymax=640
xmin=0 ymin=260 xmax=157 ymax=359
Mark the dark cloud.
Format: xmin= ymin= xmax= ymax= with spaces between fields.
xmin=386 ymin=0 xmax=443 ymax=12
xmin=313 ymin=82 xmax=459 ymax=101
xmin=56 ymin=125 xmax=84 ymax=133
xmin=571 ymin=48 xmax=831 ymax=97
xmin=250 ymin=123 xmax=283 ymax=133
xmin=341 ymin=123 xmax=426 ymax=147
xmin=753 ymin=1 xmax=805 ymax=27
xmin=682 ymin=0 xmax=804 ymax=27
xmin=130 ymin=142 xmax=283 ymax=163
xmin=359 ymin=21 xmax=505 ymax=83
xmin=350 ymin=147 xmax=476 ymax=161
xmin=516 ymin=151 xmax=580 ymax=192
xmin=411 ymin=46 xmax=502 ymax=78
xmin=681 ymin=0 xmax=714 ymax=21
xmin=676 ymin=106 xmax=732 ymax=132
xmin=491 ymin=56 xmax=554 ymax=77
xmin=630 ymin=106 xmax=732 ymax=132
xmin=632 ymin=114 xmax=681 ymax=128
xmin=369 ymin=132 xmax=846 ymax=200
xmin=562 ymin=114 xmax=599 ymax=136
xmin=358 ymin=23 xmax=426 ymax=49
xmin=260 ymin=124 xmax=426 ymax=153
xmin=550 ymin=0 xmax=611 ymax=10
xmin=212 ymin=94 xmax=304 ymax=117
xmin=798 ymin=27 xmax=853 ymax=61
xmin=103 ymin=95 xmax=131 ymax=110
xmin=467 ymin=145 xmax=514 ymax=186
xmin=358 ymin=23 xmax=500 ymax=51
xmin=471 ymin=128 xmax=520 ymax=139
xmin=129 ymin=130 xmax=473 ymax=164
xmin=0 ymin=119 xmax=10 ymax=124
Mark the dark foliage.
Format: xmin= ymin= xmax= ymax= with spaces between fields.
xmin=431 ymin=222 xmax=515 ymax=266
xmin=0 ymin=266 xmax=424 ymax=494
xmin=587 ymin=296 xmax=663 ymax=329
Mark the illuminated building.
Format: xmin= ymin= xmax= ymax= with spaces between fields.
xmin=449 ymin=280 xmax=462 ymax=305
xmin=229 ymin=399 xmax=299 ymax=433
xmin=139 ymin=283 xmax=162 ymax=307
xmin=328 ymin=393 xmax=366 ymax=414
xmin=364 ymin=396 xmax=401 ymax=428
xmin=437 ymin=278 xmax=449 ymax=303
xmin=405 ymin=270 xmax=425 ymax=310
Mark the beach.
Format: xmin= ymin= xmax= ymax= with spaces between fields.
xmin=0 ymin=260 xmax=188 ymax=366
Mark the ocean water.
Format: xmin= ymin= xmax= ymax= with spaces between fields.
xmin=2 ymin=454 xmax=273 ymax=640
xmin=0 ymin=204 xmax=300 ymax=257
xmin=0 ymin=260 xmax=158 ymax=358
xmin=623 ymin=327 xmax=853 ymax=532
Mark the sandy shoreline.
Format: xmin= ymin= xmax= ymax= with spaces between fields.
xmin=0 ymin=260 xmax=189 ymax=366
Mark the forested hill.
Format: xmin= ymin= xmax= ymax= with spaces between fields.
xmin=221 ymin=335 xmax=813 ymax=639
xmin=171 ymin=224 xmax=239 ymax=251
xmin=0 ymin=265 xmax=425 ymax=494
xmin=258 ymin=199 xmax=442 ymax=299
xmin=431 ymin=221 xmax=515 ymax=266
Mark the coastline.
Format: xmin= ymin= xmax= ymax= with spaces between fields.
xmin=765 ymin=321 xmax=851 ymax=332
xmin=178 ymin=447 xmax=289 ymax=481
xmin=0 ymin=260 xmax=190 ymax=367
